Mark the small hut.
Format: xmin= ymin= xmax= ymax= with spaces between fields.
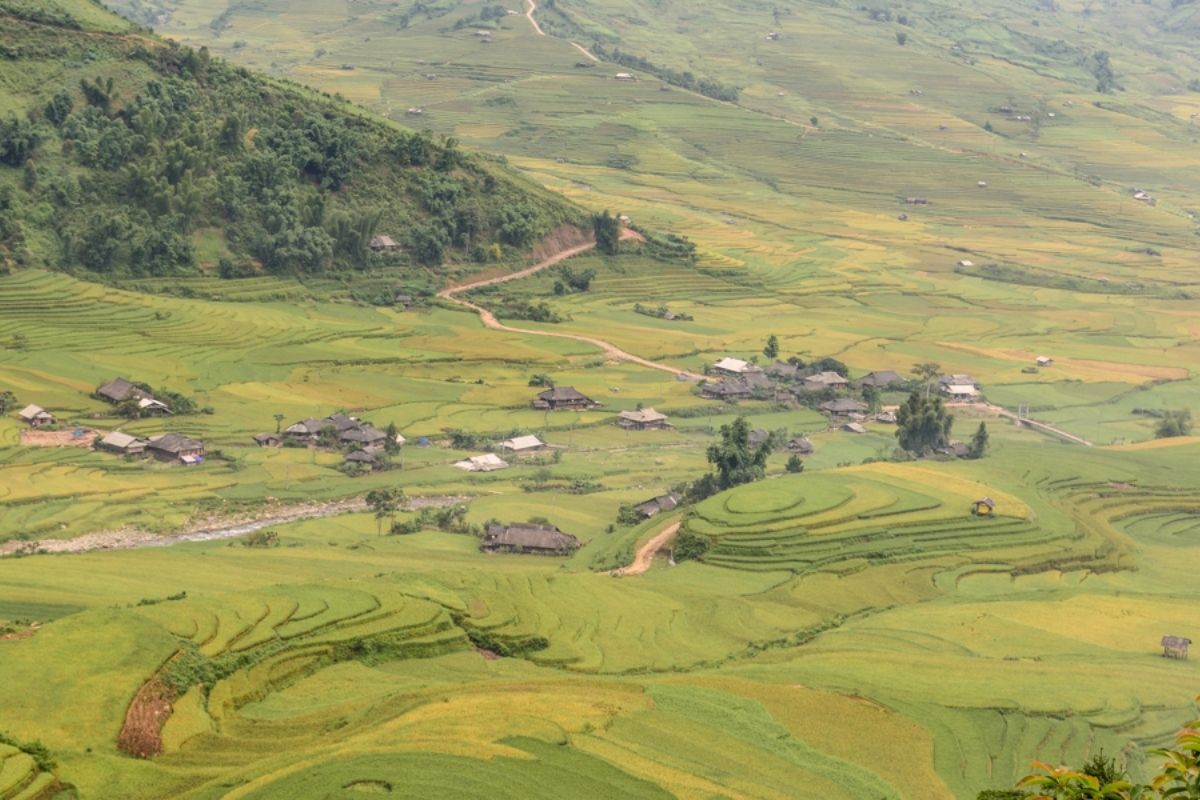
xmin=972 ymin=497 xmax=995 ymax=516
xmin=1162 ymin=635 xmax=1191 ymax=660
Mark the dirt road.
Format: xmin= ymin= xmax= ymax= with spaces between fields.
xmin=612 ymin=519 xmax=681 ymax=576
xmin=438 ymin=234 xmax=704 ymax=380
xmin=949 ymin=401 xmax=1093 ymax=446
xmin=525 ymin=0 xmax=545 ymax=35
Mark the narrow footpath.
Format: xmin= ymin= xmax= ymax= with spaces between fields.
xmin=611 ymin=518 xmax=681 ymax=577
xmin=437 ymin=233 xmax=704 ymax=380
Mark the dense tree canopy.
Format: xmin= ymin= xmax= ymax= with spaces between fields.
xmin=895 ymin=391 xmax=954 ymax=454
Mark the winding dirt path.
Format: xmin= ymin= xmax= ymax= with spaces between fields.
xmin=571 ymin=42 xmax=598 ymax=62
xmin=612 ymin=519 xmax=681 ymax=577
xmin=438 ymin=233 xmax=704 ymax=380
xmin=525 ymin=0 xmax=545 ymax=36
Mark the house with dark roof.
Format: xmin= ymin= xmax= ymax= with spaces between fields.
xmin=96 ymin=377 xmax=147 ymax=404
xmin=18 ymin=404 xmax=55 ymax=427
xmin=802 ymin=371 xmax=850 ymax=392
xmin=853 ymin=370 xmax=904 ymax=389
xmin=786 ymin=436 xmax=814 ymax=455
xmin=820 ymin=398 xmax=868 ymax=417
xmin=532 ymin=386 xmax=598 ymax=411
xmin=634 ymin=492 xmax=680 ymax=520
xmin=285 ymin=418 xmax=332 ymax=441
xmin=748 ymin=428 xmax=775 ymax=450
xmin=253 ymin=433 xmax=282 ymax=447
xmin=617 ymin=408 xmax=670 ymax=430
xmin=701 ymin=380 xmax=753 ymax=401
xmin=145 ymin=433 xmax=205 ymax=464
xmin=765 ymin=361 xmax=801 ymax=382
xmin=340 ymin=425 xmax=388 ymax=446
xmin=344 ymin=449 xmax=382 ymax=469
xmin=325 ymin=414 xmax=360 ymax=432
xmin=971 ymin=497 xmax=995 ymax=516
xmin=481 ymin=523 xmax=581 ymax=555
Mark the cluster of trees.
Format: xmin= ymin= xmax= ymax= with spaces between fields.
xmin=1156 ymin=410 xmax=1193 ymax=439
xmin=590 ymin=44 xmax=741 ymax=102
xmin=554 ymin=264 xmax=596 ymax=294
xmin=0 ymin=33 xmax=575 ymax=277
xmin=593 ymin=210 xmax=620 ymax=254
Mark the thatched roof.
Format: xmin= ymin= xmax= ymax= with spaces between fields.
xmin=483 ymin=523 xmax=580 ymax=553
xmin=96 ymin=377 xmax=143 ymax=403
xmin=146 ymin=432 xmax=203 ymax=454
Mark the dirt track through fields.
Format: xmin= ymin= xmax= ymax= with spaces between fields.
xmin=612 ymin=518 xmax=681 ymax=576
xmin=438 ymin=232 xmax=704 ymax=380
xmin=525 ymin=0 xmax=545 ymax=35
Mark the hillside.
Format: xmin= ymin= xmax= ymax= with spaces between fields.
xmin=0 ymin=1 xmax=1198 ymax=800
xmin=0 ymin=0 xmax=582 ymax=278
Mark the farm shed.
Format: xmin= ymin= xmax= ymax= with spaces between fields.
xmin=145 ymin=432 xmax=205 ymax=464
xmin=253 ymin=433 xmax=281 ymax=447
xmin=497 ymin=434 xmax=547 ymax=453
xmin=766 ymin=361 xmax=801 ymax=381
xmin=18 ymin=404 xmax=55 ymax=427
xmin=137 ymin=397 xmax=172 ymax=416
xmin=1162 ymin=635 xmax=1191 ymax=660
xmin=532 ymin=386 xmax=598 ymax=411
xmin=939 ymin=374 xmax=978 ymax=388
xmin=96 ymin=377 xmax=146 ymax=404
xmin=370 ymin=235 xmax=402 ymax=252
xmin=454 ymin=453 xmax=509 ymax=472
xmin=617 ymin=408 xmax=670 ymax=430
xmin=1037 ymin=356 xmax=1054 ymax=366
xmin=634 ymin=493 xmax=680 ymax=519
xmin=841 ymin=422 xmax=868 ymax=434
xmin=97 ymin=431 xmax=147 ymax=456
xmin=748 ymin=429 xmax=774 ymax=449
xmin=972 ymin=497 xmax=995 ymax=516
xmin=481 ymin=523 xmax=581 ymax=555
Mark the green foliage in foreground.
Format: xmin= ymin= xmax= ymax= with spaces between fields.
xmin=0 ymin=7 xmax=579 ymax=275
xmin=896 ymin=391 xmax=954 ymax=455
xmin=1017 ymin=713 xmax=1200 ymax=798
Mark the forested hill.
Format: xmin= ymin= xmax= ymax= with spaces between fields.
xmin=0 ymin=0 xmax=583 ymax=277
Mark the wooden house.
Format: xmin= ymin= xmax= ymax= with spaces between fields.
xmin=97 ymin=431 xmax=147 ymax=456
xmin=786 ymin=436 xmax=815 ymax=455
xmin=532 ymin=386 xmax=598 ymax=411
xmin=285 ymin=418 xmax=332 ymax=441
xmin=96 ymin=377 xmax=146 ymax=404
xmin=634 ymin=493 xmax=680 ymax=520
xmin=481 ymin=523 xmax=581 ymax=555
xmin=841 ymin=422 xmax=868 ymax=434
xmin=340 ymin=425 xmax=388 ymax=447
xmin=1162 ymin=635 xmax=1191 ymax=660
xmin=253 ymin=433 xmax=282 ymax=447
xmin=145 ymin=432 xmax=205 ymax=464
xmin=701 ymin=380 xmax=753 ymax=401
xmin=17 ymin=404 xmax=55 ymax=427
xmin=1036 ymin=356 xmax=1054 ymax=367
xmin=820 ymin=398 xmax=868 ymax=417
xmin=853 ymin=370 xmax=904 ymax=389
xmin=344 ymin=449 xmax=381 ymax=469
xmin=712 ymin=357 xmax=757 ymax=377
xmin=617 ymin=408 xmax=670 ymax=430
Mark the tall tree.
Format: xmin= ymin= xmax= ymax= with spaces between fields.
xmin=763 ymin=334 xmax=779 ymax=360
xmin=593 ymin=210 xmax=620 ymax=255
xmin=0 ymin=390 xmax=15 ymax=415
xmin=895 ymin=391 xmax=953 ymax=455
xmin=707 ymin=416 xmax=772 ymax=490
xmin=273 ymin=413 xmax=285 ymax=433
xmin=968 ymin=421 xmax=989 ymax=459
xmin=910 ymin=362 xmax=941 ymax=397
xmin=365 ymin=488 xmax=405 ymax=535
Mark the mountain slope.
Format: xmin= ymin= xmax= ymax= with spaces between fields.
xmin=0 ymin=0 xmax=583 ymax=277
